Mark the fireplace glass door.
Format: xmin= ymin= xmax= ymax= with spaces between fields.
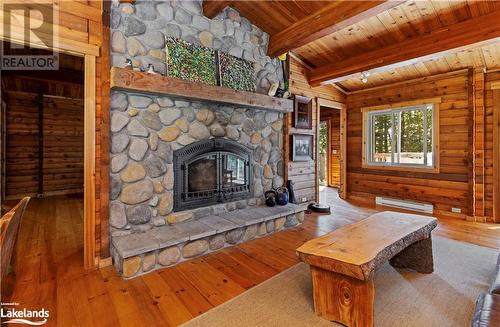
xmin=187 ymin=154 xmax=218 ymax=196
xmin=173 ymin=139 xmax=253 ymax=211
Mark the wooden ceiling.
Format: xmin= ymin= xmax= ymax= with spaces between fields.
xmin=204 ymin=0 xmax=500 ymax=92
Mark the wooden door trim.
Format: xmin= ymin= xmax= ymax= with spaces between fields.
xmin=319 ymin=117 xmax=332 ymax=188
xmin=315 ymin=99 xmax=320 ymax=202
xmin=493 ymin=89 xmax=500 ymax=223
xmin=326 ymin=118 xmax=332 ymax=187
xmin=316 ymin=98 xmax=347 ymax=199
xmin=84 ymin=54 xmax=96 ymax=269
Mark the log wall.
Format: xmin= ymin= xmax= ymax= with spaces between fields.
xmin=287 ymin=57 xmax=345 ymax=203
xmin=345 ymin=69 xmax=499 ymax=222
xmin=346 ymin=71 xmax=471 ymax=216
xmin=3 ymin=73 xmax=84 ymax=199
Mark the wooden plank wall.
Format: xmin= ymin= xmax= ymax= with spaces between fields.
xmin=346 ymin=71 xmax=472 ymax=217
xmin=287 ymin=57 xmax=345 ymax=202
xmin=43 ymin=97 xmax=84 ymax=195
xmin=3 ymin=81 xmax=84 ymax=199
xmin=4 ymin=92 xmax=39 ymax=197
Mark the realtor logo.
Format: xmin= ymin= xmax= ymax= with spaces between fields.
xmin=1 ymin=1 xmax=59 ymax=70
xmin=1 ymin=303 xmax=49 ymax=325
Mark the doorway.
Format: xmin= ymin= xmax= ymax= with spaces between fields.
xmin=316 ymin=99 xmax=346 ymax=203
xmin=0 ymin=44 xmax=86 ymax=268
xmin=319 ymin=110 xmax=341 ymax=189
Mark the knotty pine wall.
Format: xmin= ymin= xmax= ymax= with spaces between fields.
xmin=287 ymin=57 xmax=345 ymax=202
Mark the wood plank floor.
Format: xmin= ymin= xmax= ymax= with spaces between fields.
xmin=2 ymin=189 xmax=499 ymax=327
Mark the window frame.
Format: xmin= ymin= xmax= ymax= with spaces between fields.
xmin=361 ymin=98 xmax=440 ymax=173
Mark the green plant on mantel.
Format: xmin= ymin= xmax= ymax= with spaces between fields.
xmin=219 ymin=52 xmax=255 ymax=92
xmin=166 ymin=37 xmax=217 ymax=85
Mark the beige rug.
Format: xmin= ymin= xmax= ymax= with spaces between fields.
xmin=181 ymin=237 xmax=498 ymax=327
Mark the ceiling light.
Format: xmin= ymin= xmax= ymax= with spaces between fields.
xmin=361 ymin=71 xmax=370 ymax=84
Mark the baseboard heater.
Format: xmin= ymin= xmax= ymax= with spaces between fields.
xmin=375 ymin=196 xmax=434 ymax=214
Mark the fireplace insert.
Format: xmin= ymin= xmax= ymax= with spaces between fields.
xmin=173 ymin=138 xmax=253 ymax=211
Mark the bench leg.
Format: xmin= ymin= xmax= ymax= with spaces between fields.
xmin=389 ymin=236 xmax=434 ymax=273
xmin=310 ymin=266 xmax=374 ymax=327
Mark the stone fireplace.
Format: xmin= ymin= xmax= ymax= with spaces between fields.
xmin=108 ymin=1 xmax=307 ymax=278
xmin=173 ymin=138 xmax=253 ymax=211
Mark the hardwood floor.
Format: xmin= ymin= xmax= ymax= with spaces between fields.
xmin=2 ymin=190 xmax=499 ymax=327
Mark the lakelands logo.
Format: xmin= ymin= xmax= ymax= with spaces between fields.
xmin=1 ymin=1 xmax=59 ymax=70
xmin=1 ymin=303 xmax=49 ymax=325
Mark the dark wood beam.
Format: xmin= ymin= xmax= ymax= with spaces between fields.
xmin=309 ymin=9 xmax=500 ymax=86
xmin=203 ymin=0 xmax=232 ymax=19
xmin=267 ymin=1 xmax=403 ymax=58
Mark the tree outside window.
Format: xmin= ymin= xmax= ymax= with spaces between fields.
xmin=366 ymin=104 xmax=435 ymax=168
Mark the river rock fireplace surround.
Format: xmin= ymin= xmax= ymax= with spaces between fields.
xmin=108 ymin=2 xmax=307 ymax=278
xmin=108 ymin=89 xmax=307 ymax=278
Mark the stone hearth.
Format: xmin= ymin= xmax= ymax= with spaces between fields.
xmin=112 ymin=204 xmax=306 ymax=278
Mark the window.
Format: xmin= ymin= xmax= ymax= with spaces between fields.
xmin=364 ymin=104 xmax=436 ymax=169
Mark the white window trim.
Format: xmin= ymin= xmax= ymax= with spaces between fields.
xmin=362 ymin=102 xmax=440 ymax=173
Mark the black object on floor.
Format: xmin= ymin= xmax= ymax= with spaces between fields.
xmin=308 ymin=203 xmax=331 ymax=214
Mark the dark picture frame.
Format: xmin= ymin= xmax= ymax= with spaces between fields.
xmin=291 ymin=134 xmax=314 ymax=161
xmin=294 ymin=95 xmax=312 ymax=129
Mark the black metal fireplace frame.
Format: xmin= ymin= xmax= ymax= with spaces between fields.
xmin=173 ymin=138 xmax=253 ymax=211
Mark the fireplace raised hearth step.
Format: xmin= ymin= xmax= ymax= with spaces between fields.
xmin=111 ymin=203 xmax=307 ymax=278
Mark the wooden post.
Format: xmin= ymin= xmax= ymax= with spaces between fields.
xmin=315 ymin=98 xmax=320 ymax=202
xmin=340 ymin=105 xmax=347 ymax=199
xmin=84 ymin=54 xmax=96 ymax=270
xmin=493 ymin=88 xmax=500 ymax=223
xmin=467 ymin=69 xmax=475 ymax=218
xmin=472 ymin=68 xmax=486 ymax=221
xmin=325 ymin=118 xmax=332 ymax=187
xmin=99 ymin=0 xmax=112 ymax=260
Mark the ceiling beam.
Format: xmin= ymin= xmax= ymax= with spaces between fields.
xmin=267 ymin=1 xmax=404 ymax=58
xmin=309 ymin=9 xmax=500 ymax=86
xmin=203 ymin=0 xmax=232 ymax=19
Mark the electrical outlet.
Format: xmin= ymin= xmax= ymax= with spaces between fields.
xmin=451 ymin=207 xmax=461 ymax=213
xmin=301 ymin=197 xmax=307 ymax=203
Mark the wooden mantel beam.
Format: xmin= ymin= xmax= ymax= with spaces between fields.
xmin=267 ymin=1 xmax=403 ymax=58
xmin=203 ymin=0 xmax=232 ymax=19
xmin=309 ymin=9 xmax=500 ymax=86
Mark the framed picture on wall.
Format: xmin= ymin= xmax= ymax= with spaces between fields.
xmin=294 ymin=95 xmax=312 ymax=129
xmin=291 ymin=134 xmax=314 ymax=161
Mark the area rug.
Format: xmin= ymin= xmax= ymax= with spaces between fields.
xmin=181 ymin=236 xmax=498 ymax=327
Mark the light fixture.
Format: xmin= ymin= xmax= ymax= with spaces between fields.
xmin=361 ymin=71 xmax=370 ymax=84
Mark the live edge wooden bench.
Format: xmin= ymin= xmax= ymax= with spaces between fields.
xmin=296 ymin=211 xmax=438 ymax=327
